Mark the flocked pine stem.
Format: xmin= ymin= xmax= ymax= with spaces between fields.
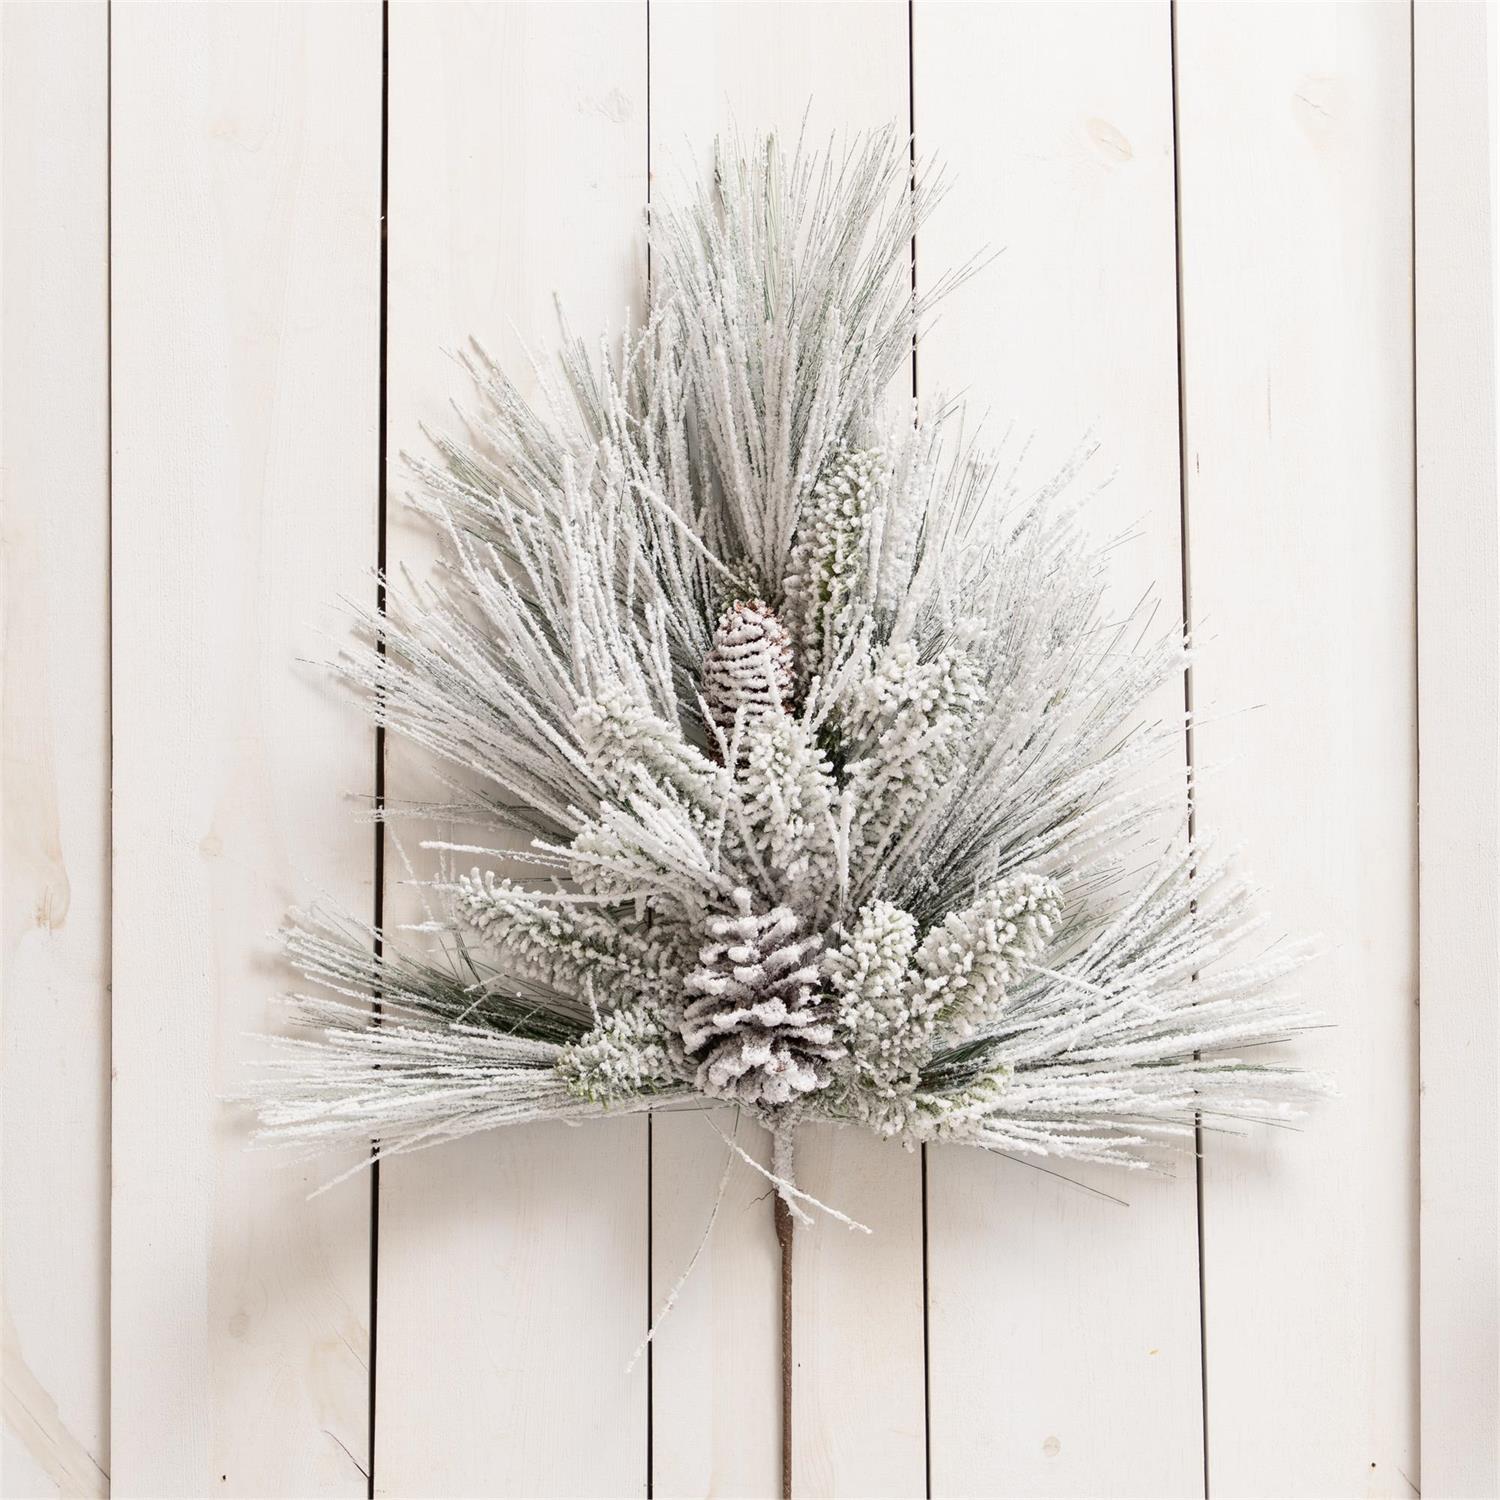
xmin=252 ymin=127 xmax=1326 ymax=1234
xmin=772 ymin=1122 xmax=796 ymax=1500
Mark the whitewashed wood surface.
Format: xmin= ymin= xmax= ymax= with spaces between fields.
xmin=2 ymin=2 xmax=1492 ymax=1496
xmin=1414 ymin=4 xmax=1500 ymax=1498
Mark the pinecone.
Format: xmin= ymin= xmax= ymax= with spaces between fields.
xmin=679 ymin=888 xmax=843 ymax=1107
xmin=701 ymin=599 xmax=795 ymax=732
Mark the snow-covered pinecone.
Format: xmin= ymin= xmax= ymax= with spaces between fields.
xmin=701 ymin=599 xmax=795 ymax=732
xmin=679 ymin=887 xmax=843 ymax=1107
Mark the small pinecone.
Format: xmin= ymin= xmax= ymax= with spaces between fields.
xmin=701 ymin=599 xmax=795 ymax=732
xmin=679 ymin=888 xmax=843 ymax=1107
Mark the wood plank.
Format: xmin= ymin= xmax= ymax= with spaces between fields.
xmin=373 ymin=6 xmax=649 ymax=1495
xmin=647 ymin=1111 xmax=781 ymax=1500
xmin=1414 ymin=3 xmax=1500 ymax=1494
xmin=644 ymin=6 xmax=924 ymax=1495
xmin=109 ymin=5 xmax=381 ymax=1493
xmin=915 ymin=5 xmax=1202 ymax=1495
xmin=1176 ymin=5 xmax=1420 ymax=1494
xmin=1 ymin=2 xmax=111 ymax=1494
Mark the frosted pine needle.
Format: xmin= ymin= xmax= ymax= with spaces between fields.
xmin=252 ymin=128 xmax=1328 ymax=1210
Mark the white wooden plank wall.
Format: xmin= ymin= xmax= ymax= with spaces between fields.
xmin=107 ymin=4 xmax=381 ymax=1493
xmin=2 ymin=3 xmax=110 ymax=1496
xmin=917 ymin=6 xmax=1202 ymax=1496
xmin=1177 ymin=7 xmax=1420 ymax=1495
xmin=1414 ymin=3 xmax=1500 ymax=1497
xmin=6 ymin=1 xmax=1487 ymax=1495
xmin=376 ymin=6 xmax=648 ymax=1494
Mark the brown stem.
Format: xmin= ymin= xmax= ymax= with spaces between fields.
xmin=772 ymin=1126 xmax=796 ymax=1500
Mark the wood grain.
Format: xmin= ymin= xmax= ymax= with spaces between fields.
xmin=1414 ymin=3 xmax=1499 ymax=1494
xmin=374 ymin=5 xmax=650 ymax=1495
xmin=915 ymin=5 xmax=1203 ymax=1495
xmin=1177 ymin=5 xmax=1420 ymax=1494
xmin=109 ymin=4 xmax=381 ymax=1492
xmin=2 ymin=2 xmax=110 ymax=1494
